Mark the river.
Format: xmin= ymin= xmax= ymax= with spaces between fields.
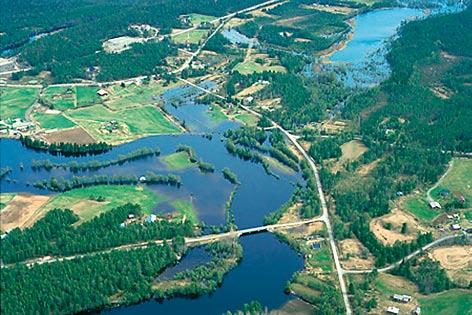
xmin=1 ymin=81 xmax=305 ymax=313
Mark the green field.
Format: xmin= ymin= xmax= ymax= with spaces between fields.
xmin=431 ymin=158 xmax=472 ymax=203
xmin=0 ymin=87 xmax=39 ymax=120
xmin=187 ymin=13 xmax=216 ymax=26
xmin=33 ymin=112 xmax=76 ymax=129
xmin=233 ymin=60 xmax=286 ymax=75
xmin=172 ymin=29 xmax=209 ymax=44
xmin=161 ymin=151 xmax=194 ymax=170
xmin=42 ymin=86 xmax=75 ymax=111
xmin=107 ymin=81 xmax=180 ymax=110
xmin=207 ymin=105 xmax=227 ymax=123
xmin=171 ymin=199 xmax=198 ymax=223
xmin=67 ymin=104 xmax=181 ymax=143
xmin=40 ymin=185 xmax=160 ymax=222
xmin=404 ymin=197 xmax=440 ymax=221
xmin=235 ymin=113 xmax=258 ymax=126
xmin=405 ymin=158 xmax=472 ymax=221
xmin=418 ymin=289 xmax=472 ymax=315
xmin=76 ymin=86 xmax=101 ymax=107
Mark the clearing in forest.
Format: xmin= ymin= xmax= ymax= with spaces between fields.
xmin=233 ymin=60 xmax=286 ymax=75
xmin=404 ymin=158 xmax=472 ymax=221
xmin=429 ymin=246 xmax=472 ymax=286
xmin=39 ymin=185 xmax=160 ymax=222
xmin=0 ymin=194 xmax=51 ymax=232
xmin=370 ymin=208 xmax=429 ymax=245
xmin=0 ymin=87 xmax=40 ymax=120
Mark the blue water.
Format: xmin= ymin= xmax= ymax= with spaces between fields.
xmin=221 ymin=29 xmax=257 ymax=46
xmin=104 ymin=233 xmax=302 ymax=315
xmin=329 ymin=7 xmax=423 ymax=87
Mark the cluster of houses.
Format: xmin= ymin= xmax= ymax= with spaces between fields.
xmin=386 ymin=293 xmax=421 ymax=315
xmin=0 ymin=118 xmax=35 ymax=135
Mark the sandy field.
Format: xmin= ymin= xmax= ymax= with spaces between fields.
xmin=370 ymin=208 xmax=428 ymax=245
xmin=42 ymin=126 xmax=96 ymax=144
xmin=1 ymin=194 xmax=51 ymax=232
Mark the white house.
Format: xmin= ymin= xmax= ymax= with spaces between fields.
xmin=386 ymin=306 xmax=400 ymax=315
xmin=429 ymin=201 xmax=441 ymax=209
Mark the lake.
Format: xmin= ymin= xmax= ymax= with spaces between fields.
xmin=328 ymin=7 xmax=424 ymax=87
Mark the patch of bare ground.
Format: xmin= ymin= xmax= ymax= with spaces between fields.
xmin=258 ymin=97 xmax=281 ymax=110
xmin=429 ymin=246 xmax=472 ymax=286
xmin=235 ymin=83 xmax=267 ymax=97
xmin=317 ymin=120 xmax=347 ymax=135
xmin=41 ymin=126 xmax=96 ymax=144
xmin=430 ymin=84 xmax=453 ymax=99
xmin=279 ymin=203 xmax=302 ymax=224
xmin=340 ymin=140 xmax=367 ymax=161
xmin=302 ymin=4 xmax=355 ymax=15
xmin=357 ymin=158 xmax=381 ymax=176
xmin=1 ymin=194 xmax=51 ymax=232
xmin=271 ymin=298 xmax=315 ymax=315
xmin=370 ymin=208 xmax=430 ymax=245
xmin=339 ymin=238 xmax=375 ymax=270
xmin=294 ymin=38 xmax=311 ymax=43
xmin=275 ymin=16 xmax=307 ymax=27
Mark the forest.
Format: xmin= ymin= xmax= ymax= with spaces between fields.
xmin=1 ymin=0 xmax=268 ymax=82
xmin=1 ymin=204 xmax=194 ymax=264
xmin=19 ymin=135 xmax=112 ymax=156
xmin=1 ymin=243 xmax=177 ymax=314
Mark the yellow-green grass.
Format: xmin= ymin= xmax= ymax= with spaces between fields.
xmin=374 ymin=273 xmax=418 ymax=297
xmin=171 ymin=199 xmax=198 ymax=223
xmin=289 ymin=283 xmax=320 ymax=303
xmin=264 ymin=156 xmax=294 ymax=174
xmin=405 ymin=158 xmax=472 ymax=221
xmin=172 ymin=29 xmax=209 ymax=44
xmin=187 ymin=13 xmax=216 ymax=26
xmin=309 ymin=245 xmax=333 ymax=272
xmin=418 ymin=289 xmax=472 ymax=315
xmin=235 ymin=113 xmax=258 ymax=126
xmin=431 ymin=158 xmax=472 ymax=203
xmin=233 ymin=60 xmax=286 ymax=75
xmin=404 ymin=197 xmax=440 ymax=221
xmin=107 ymin=81 xmax=181 ymax=110
xmin=0 ymin=87 xmax=39 ymax=120
xmin=42 ymin=86 xmax=75 ymax=111
xmin=67 ymin=104 xmax=181 ymax=143
xmin=0 ymin=193 xmax=16 ymax=210
xmin=161 ymin=151 xmax=194 ymax=170
xmin=33 ymin=112 xmax=76 ymax=129
xmin=207 ymin=105 xmax=227 ymax=123
xmin=76 ymin=86 xmax=101 ymax=107
xmin=40 ymin=185 xmax=160 ymax=222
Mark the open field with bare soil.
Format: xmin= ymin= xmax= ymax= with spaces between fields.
xmin=0 ymin=194 xmax=51 ymax=232
xmin=370 ymin=208 xmax=429 ymax=245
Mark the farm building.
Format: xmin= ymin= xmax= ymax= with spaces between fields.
xmin=145 ymin=214 xmax=157 ymax=223
xmin=429 ymin=201 xmax=441 ymax=209
xmin=450 ymin=224 xmax=461 ymax=231
xmin=392 ymin=294 xmax=412 ymax=303
xmin=386 ymin=306 xmax=400 ymax=314
xmin=97 ymin=89 xmax=108 ymax=97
